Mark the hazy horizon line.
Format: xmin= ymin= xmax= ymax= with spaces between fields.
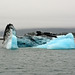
xmin=0 ymin=27 xmax=75 ymax=31
xmin=0 ymin=27 xmax=75 ymax=36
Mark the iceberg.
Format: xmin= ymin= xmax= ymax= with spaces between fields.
xmin=2 ymin=24 xmax=75 ymax=50
xmin=36 ymin=33 xmax=75 ymax=49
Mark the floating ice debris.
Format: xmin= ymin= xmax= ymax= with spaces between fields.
xmin=36 ymin=33 xmax=75 ymax=49
xmin=2 ymin=24 xmax=75 ymax=50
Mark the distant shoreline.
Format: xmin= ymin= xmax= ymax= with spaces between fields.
xmin=0 ymin=28 xmax=75 ymax=36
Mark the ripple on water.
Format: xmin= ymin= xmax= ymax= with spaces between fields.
xmin=0 ymin=42 xmax=75 ymax=75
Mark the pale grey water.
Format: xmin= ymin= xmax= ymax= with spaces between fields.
xmin=0 ymin=41 xmax=75 ymax=75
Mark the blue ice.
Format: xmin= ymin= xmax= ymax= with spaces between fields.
xmin=5 ymin=32 xmax=75 ymax=50
xmin=36 ymin=33 xmax=75 ymax=49
xmin=17 ymin=36 xmax=50 ymax=47
xmin=11 ymin=35 xmax=18 ymax=49
xmin=3 ymin=29 xmax=18 ymax=49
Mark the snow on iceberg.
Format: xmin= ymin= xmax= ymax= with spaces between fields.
xmin=36 ymin=33 xmax=75 ymax=49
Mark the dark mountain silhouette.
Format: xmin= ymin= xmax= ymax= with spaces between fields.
xmin=0 ymin=28 xmax=75 ymax=36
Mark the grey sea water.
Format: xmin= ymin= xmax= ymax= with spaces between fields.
xmin=0 ymin=40 xmax=75 ymax=75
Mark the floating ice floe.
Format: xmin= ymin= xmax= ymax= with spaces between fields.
xmin=2 ymin=24 xmax=75 ymax=50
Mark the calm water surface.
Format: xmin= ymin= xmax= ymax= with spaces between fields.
xmin=0 ymin=41 xmax=75 ymax=75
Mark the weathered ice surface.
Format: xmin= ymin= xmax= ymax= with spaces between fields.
xmin=4 ymin=31 xmax=75 ymax=50
xmin=3 ymin=29 xmax=18 ymax=49
xmin=17 ymin=35 xmax=50 ymax=47
xmin=3 ymin=24 xmax=18 ymax=49
xmin=3 ymin=24 xmax=75 ymax=50
xmin=36 ymin=33 xmax=75 ymax=49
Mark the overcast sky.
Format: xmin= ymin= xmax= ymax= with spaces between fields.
xmin=0 ymin=0 xmax=75 ymax=30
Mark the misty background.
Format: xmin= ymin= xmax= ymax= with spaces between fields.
xmin=0 ymin=0 xmax=75 ymax=36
